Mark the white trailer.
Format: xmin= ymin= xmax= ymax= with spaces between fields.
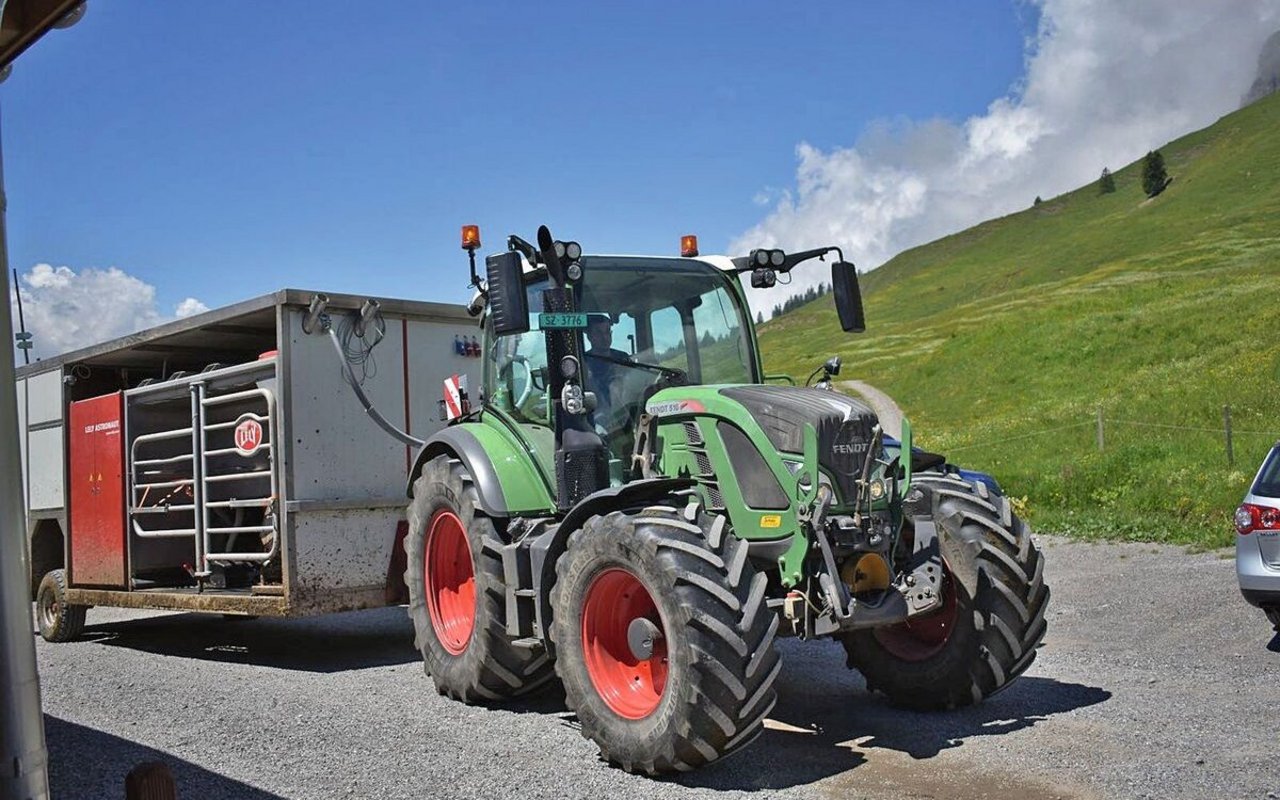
xmin=17 ymin=288 xmax=479 ymax=632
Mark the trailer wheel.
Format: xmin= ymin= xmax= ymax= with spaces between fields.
xmin=404 ymin=454 xmax=554 ymax=702
xmin=549 ymin=502 xmax=780 ymax=774
xmin=843 ymin=475 xmax=1049 ymax=709
xmin=36 ymin=569 xmax=87 ymax=643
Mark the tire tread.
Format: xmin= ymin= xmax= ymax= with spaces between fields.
xmin=549 ymin=503 xmax=779 ymax=774
xmin=844 ymin=472 xmax=1049 ymax=710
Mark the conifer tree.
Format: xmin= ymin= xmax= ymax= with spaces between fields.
xmin=1141 ymin=150 xmax=1168 ymax=197
xmin=1099 ymin=167 xmax=1116 ymax=194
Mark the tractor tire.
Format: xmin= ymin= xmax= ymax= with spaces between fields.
xmin=404 ymin=454 xmax=555 ymax=702
xmin=549 ymin=502 xmax=780 ymax=774
xmin=36 ymin=569 xmax=87 ymax=643
xmin=842 ymin=473 xmax=1049 ymax=710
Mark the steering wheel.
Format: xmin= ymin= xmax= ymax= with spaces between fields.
xmin=511 ymin=355 xmax=534 ymax=408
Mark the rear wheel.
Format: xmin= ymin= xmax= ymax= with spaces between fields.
xmin=404 ymin=455 xmax=554 ymax=702
xmin=550 ymin=502 xmax=780 ymax=774
xmin=36 ymin=569 xmax=86 ymax=643
xmin=843 ymin=474 xmax=1049 ymax=709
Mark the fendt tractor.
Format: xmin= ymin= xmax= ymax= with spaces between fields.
xmin=403 ymin=225 xmax=1050 ymax=774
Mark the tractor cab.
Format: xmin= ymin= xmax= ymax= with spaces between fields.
xmin=485 ymin=256 xmax=758 ymax=481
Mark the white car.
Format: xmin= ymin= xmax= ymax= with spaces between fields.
xmin=1235 ymin=444 xmax=1280 ymax=632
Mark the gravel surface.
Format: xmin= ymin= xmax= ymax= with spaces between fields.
xmin=34 ymin=536 xmax=1280 ymax=799
xmin=840 ymin=381 xmax=903 ymax=440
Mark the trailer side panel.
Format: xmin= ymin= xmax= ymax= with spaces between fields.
xmin=282 ymin=304 xmax=478 ymax=610
xmin=26 ymin=369 xmax=65 ymax=513
xmin=68 ymin=392 xmax=127 ymax=587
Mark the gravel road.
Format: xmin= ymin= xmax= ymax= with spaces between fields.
xmin=841 ymin=380 xmax=904 ymax=440
xmin=34 ymin=537 xmax=1280 ymax=800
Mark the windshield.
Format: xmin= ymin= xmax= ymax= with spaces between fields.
xmin=486 ymin=257 xmax=756 ymax=459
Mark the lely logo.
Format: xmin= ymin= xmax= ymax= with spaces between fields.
xmin=233 ymin=416 xmax=265 ymax=457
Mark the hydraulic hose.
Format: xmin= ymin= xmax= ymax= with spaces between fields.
xmin=326 ymin=325 xmax=425 ymax=448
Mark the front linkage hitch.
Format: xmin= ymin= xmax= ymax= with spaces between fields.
xmin=792 ymin=423 xmax=945 ymax=637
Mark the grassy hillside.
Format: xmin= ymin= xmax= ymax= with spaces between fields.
xmin=759 ymin=91 xmax=1280 ymax=548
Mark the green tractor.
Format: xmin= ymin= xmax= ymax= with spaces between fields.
xmin=404 ymin=225 xmax=1049 ymax=774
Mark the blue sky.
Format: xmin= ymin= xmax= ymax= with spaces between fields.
xmin=2 ymin=2 xmax=1031 ymax=315
xmin=6 ymin=1 xmax=1277 ymax=357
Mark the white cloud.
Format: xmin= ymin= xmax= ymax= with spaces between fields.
xmin=736 ymin=0 xmax=1280 ymax=313
xmin=10 ymin=264 xmax=207 ymax=359
xmin=174 ymin=297 xmax=210 ymax=318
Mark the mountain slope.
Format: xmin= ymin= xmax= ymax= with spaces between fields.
xmin=758 ymin=90 xmax=1280 ymax=547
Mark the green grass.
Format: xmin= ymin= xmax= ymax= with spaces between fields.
xmin=758 ymin=92 xmax=1280 ymax=549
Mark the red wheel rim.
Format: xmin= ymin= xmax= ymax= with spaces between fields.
xmin=873 ymin=571 xmax=959 ymax=662
xmin=580 ymin=568 xmax=668 ymax=720
xmin=424 ymin=509 xmax=476 ymax=656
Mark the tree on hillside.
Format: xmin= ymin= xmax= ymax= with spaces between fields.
xmin=756 ymin=311 xmax=764 ymax=325
xmin=1033 ymin=196 xmax=1043 ymax=206
xmin=1098 ymin=167 xmax=1116 ymax=194
xmin=1141 ymin=150 xmax=1169 ymax=197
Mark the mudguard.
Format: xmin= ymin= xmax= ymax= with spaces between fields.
xmin=407 ymin=423 xmax=554 ymax=516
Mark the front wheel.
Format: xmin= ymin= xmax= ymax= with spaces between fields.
xmin=550 ymin=502 xmax=780 ymax=774
xmin=843 ymin=474 xmax=1049 ymax=709
xmin=404 ymin=454 xmax=555 ymax=702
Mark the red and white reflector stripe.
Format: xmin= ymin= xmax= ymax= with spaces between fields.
xmin=443 ymin=373 xmax=469 ymax=420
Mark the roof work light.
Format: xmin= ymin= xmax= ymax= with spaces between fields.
xmin=461 ymin=224 xmax=482 ymax=251
xmin=681 ymin=234 xmax=699 ymax=257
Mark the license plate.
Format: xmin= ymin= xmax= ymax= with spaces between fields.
xmin=538 ymin=312 xmax=588 ymax=329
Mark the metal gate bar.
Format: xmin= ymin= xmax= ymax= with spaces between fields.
xmin=126 ymin=359 xmax=280 ymax=584
xmin=197 ymin=384 xmax=279 ymax=573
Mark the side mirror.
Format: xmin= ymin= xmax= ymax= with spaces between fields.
xmin=831 ymin=261 xmax=865 ymax=333
xmin=824 ymin=356 xmax=841 ymax=377
xmin=486 ymin=251 xmax=530 ymax=336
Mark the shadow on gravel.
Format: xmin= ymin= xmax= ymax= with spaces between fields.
xmin=674 ymin=640 xmax=1111 ymax=792
xmin=1268 ymin=631 xmax=1280 ymax=653
xmin=46 ymin=715 xmax=283 ymax=798
xmin=507 ymin=683 xmax=573 ymax=716
xmin=82 ymin=606 xmax=419 ymax=673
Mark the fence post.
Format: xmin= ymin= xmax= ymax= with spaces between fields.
xmin=1096 ymin=406 xmax=1105 ymax=452
xmin=1224 ymin=404 xmax=1234 ymax=467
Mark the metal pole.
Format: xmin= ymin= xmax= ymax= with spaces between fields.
xmin=1096 ymin=406 xmax=1105 ymax=452
xmin=12 ymin=266 xmax=28 ymax=365
xmin=0 ymin=103 xmax=51 ymax=800
xmin=1224 ymin=404 xmax=1234 ymax=467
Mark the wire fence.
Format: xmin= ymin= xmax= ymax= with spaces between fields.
xmin=944 ymin=405 xmax=1280 ymax=468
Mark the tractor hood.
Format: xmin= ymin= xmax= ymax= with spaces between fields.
xmin=720 ymin=386 xmax=879 ymax=500
xmin=645 ymin=385 xmax=879 ymax=504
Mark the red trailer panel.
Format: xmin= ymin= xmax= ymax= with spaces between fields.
xmin=69 ymin=392 xmax=127 ymax=587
